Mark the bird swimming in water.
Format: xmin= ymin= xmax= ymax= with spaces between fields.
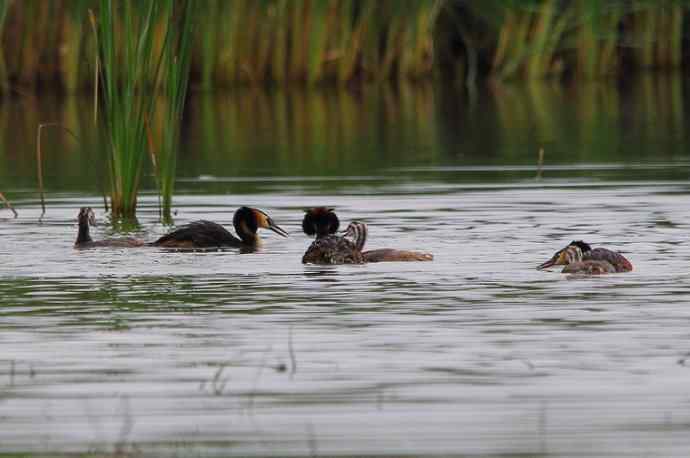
xmin=74 ymin=207 xmax=145 ymax=249
xmin=537 ymin=240 xmax=633 ymax=274
xmin=301 ymin=207 xmax=364 ymax=264
xmin=343 ymin=221 xmax=433 ymax=262
xmin=301 ymin=207 xmax=432 ymax=264
xmin=151 ymin=206 xmax=288 ymax=249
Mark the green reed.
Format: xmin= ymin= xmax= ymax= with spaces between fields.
xmin=92 ymin=1 xmax=156 ymax=217
xmin=92 ymin=0 xmax=193 ymax=218
xmin=3 ymin=1 xmax=690 ymax=88
xmin=155 ymin=1 xmax=194 ymax=221
xmin=459 ymin=0 xmax=690 ymax=82
xmin=61 ymin=0 xmax=92 ymax=93
xmin=0 ymin=0 xmax=690 ymax=92
xmin=574 ymin=0 xmax=624 ymax=77
xmin=0 ymin=0 xmax=9 ymax=92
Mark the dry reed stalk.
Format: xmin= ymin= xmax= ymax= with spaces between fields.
xmin=0 ymin=192 xmax=17 ymax=217
xmin=36 ymin=123 xmax=79 ymax=217
xmin=536 ymin=147 xmax=545 ymax=180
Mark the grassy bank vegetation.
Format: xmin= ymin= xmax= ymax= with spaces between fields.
xmin=447 ymin=0 xmax=687 ymax=81
xmin=0 ymin=0 xmax=688 ymax=93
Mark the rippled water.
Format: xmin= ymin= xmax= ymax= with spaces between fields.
xmin=3 ymin=178 xmax=690 ymax=456
xmin=3 ymin=80 xmax=690 ymax=456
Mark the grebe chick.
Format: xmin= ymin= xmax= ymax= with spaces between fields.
xmin=74 ymin=207 xmax=145 ymax=249
xmin=537 ymin=240 xmax=633 ymax=274
xmin=301 ymin=207 xmax=363 ymax=264
xmin=343 ymin=222 xmax=433 ymax=262
xmin=151 ymin=206 xmax=288 ymax=249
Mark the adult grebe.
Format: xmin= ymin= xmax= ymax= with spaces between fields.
xmin=301 ymin=207 xmax=363 ymax=264
xmin=151 ymin=206 xmax=288 ymax=249
xmin=301 ymin=208 xmax=433 ymax=264
xmin=537 ymin=240 xmax=633 ymax=274
xmin=74 ymin=207 xmax=145 ymax=248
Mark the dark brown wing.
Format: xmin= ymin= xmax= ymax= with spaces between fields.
xmin=585 ymin=248 xmax=633 ymax=272
xmin=302 ymin=235 xmax=364 ymax=265
xmin=152 ymin=220 xmax=241 ymax=248
xmin=363 ymin=249 xmax=433 ymax=262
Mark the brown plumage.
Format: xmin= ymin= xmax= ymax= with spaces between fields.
xmin=152 ymin=206 xmax=288 ymax=249
xmin=562 ymin=260 xmax=616 ymax=275
xmin=74 ymin=207 xmax=145 ymax=249
xmin=343 ymin=221 xmax=433 ymax=263
xmin=362 ymin=248 xmax=434 ymax=262
xmin=301 ymin=208 xmax=363 ymax=264
xmin=301 ymin=207 xmax=432 ymax=264
xmin=538 ymin=240 xmax=633 ymax=274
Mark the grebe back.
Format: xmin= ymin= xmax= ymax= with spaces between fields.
xmin=152 ymin=206 xmax=288 ymax=249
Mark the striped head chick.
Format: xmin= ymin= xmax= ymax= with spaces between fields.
xmin=343 ymin=221 xmax=368 ymax=252
xmin=537 ymin=240 xmax=591 ymax=270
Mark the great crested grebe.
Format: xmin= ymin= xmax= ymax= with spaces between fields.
xmin=301 ymin=207 xmax=432 ymax=264
xmin=74 ymin=207 xmax=145 ymax=249
xmin=301 ymin=207 xmax=364 ymax=264
xmin=537 ymin=240 xmax=633 ymax=274
xmin=151 ymin=206 xmax=288 ymax=249
xmin=343 ymin=221 xmax=433 ymax=262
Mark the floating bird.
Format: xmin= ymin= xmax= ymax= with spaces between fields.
xmin=537 ymin=240 xmax=633 ymax=274
xmin=74 ymin=207 xmax=144 ymax=249
xmin=301 ymin=207 xmax=363 ymax=264
xmin=343 ymin=221 xmax=433 ymax=262
xmin=151 ymin=206 xmax=288 ymax=249
xmin=301 ymin=207 xmax=432 ymax=264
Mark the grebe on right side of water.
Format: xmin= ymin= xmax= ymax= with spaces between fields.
xmin=537 ymin=240 xmax=633 ymax=274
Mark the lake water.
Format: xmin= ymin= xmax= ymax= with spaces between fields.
xmin=2 ymin=78 xmax=690 ymax=457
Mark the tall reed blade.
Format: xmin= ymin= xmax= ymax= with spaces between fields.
xmin=92 ymin=0 xmax=193 ymax=218
xmin=156 ymin=0 xmax=195 ymax=220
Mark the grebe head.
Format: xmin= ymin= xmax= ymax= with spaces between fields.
xmin=302 ymin=207 xmax=339 ymax=238
xmin=234 ymin=207 xmax=289 ymax=241
xmin=537 ymin=240 xmax=589 ymax=270
xmin=343 ymin=221 xmax=367 ymax=252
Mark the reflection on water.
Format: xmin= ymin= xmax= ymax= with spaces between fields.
xmin=1 ymin=76 xmax=689 ymax=195
xmin=2 ymin=79 xmax=690 ymax=456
